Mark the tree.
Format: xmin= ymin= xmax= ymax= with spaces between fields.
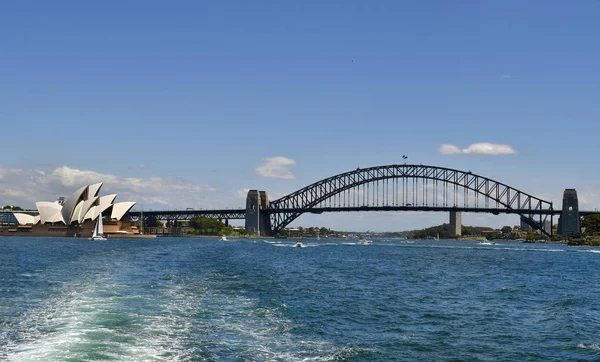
xmin=145 ymin=215 xmax=161 ymax=227
xmin=189 ymin=216 xmax=231 ymax=235
xmin=525 ymin=232 xmax=538 ymax=241
xmin=501 ymin=226 xmax=513 ymax=234
xmin=570 ymin=231 xmax=583 ymax=239
xmin=582 ymin=214 xmax=600 ymax=235
xmin=3 ymin=205 xmax=23 ymax=211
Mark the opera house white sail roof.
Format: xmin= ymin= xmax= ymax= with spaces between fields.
xmin=12 ymin=183 xmax=136 ymax=226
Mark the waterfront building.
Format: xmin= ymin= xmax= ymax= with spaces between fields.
xmin=1 ymin=183 xmax=139 ymax=237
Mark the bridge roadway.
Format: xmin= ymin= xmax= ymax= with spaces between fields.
xmin=127 ymin=209 xmax=246 ymax=220
xmin=126 ymin=207 xmax=600 ymax=221
xmin=5 ymin=207 xmax=597 ymax=223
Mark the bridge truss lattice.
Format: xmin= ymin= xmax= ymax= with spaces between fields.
xmin=268 ymin=164 xmax=554 ymax=236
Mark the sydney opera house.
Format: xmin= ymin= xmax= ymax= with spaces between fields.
xmin=2 ymin=183 xmax=140 ymax=237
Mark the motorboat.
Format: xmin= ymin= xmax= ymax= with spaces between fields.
xmin=478 ymin=240 xmax=496 ymax=245
xmin=295 ymin=241 xmax=304 ymax=248
xmin=89 ymin=213 xmax=107 ymax=241
xmin=359 ymin=239 xmax=372 ymax=245
xmin=220 ymin=236 xmax=228 ymax=241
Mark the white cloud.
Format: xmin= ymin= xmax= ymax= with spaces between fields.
xmin=265 ymin=190 xmax=294 ymax=201
xmin=463 ymin=143 xmax=517 ymax=155
xmin=0 ymin=168 xmax=23 ymax=179
xmin=439 ymin=143 xmax=518 ymax=155
xmin=0 ymin=166 xmax=218 ymax=209
xmin=2 ymin=188 xmax=29 ymax=199
xmin=255 ymin=156 xmax=297 ymax=179
xmin=236 ymin=188 xmax=250 ymax=199
xmin=439 ymin=144 xmax=462 ymax=155
xmin=578 ymin=186 xmax=600 ymax=210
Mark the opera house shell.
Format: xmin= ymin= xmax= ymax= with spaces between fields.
xmin=6 ymin=183 xmax=139 ymax=237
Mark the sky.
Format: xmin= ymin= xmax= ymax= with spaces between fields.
xmin=1 ymin=1 xmax=599 ymax=231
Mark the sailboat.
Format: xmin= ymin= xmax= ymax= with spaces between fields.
xmin=89 ymin=213 xmax=107 ymax=241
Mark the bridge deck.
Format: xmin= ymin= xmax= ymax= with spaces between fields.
xmin=127 ymin=209 xmax=246 ymax=220
xmin=271 ymin=206 xmax=563 ymax=215
xmin=126 ymin=207 xmax=600 ymax=220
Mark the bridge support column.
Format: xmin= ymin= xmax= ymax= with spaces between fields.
xmin=245 ymin=190 xmax=272 ymax=236
xmin=450 ymin=211 xmax=462 ymax=236
xmin=559 ymin=189 xmax=580 ymax=237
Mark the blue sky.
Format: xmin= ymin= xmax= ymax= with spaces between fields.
xmin=1 ymin=1 xmax=599 ymax=231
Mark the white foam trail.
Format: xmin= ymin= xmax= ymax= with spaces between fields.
xmin=5 ymin=277 xmax=191 ymax=361
xmin=5 ymin=264 xmax=348 ymax=361
xmin=193 ymin=292 xmax=338 ymax=361
xmin=577 ymin=249 xmax=600 ymax=253
xmin=575 ymin=343 xmax=600 ymax=350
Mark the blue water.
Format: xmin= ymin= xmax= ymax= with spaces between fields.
xmin=1 ymin=237 xmax=600 ymax=361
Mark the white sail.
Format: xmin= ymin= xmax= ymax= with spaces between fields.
xmin=97 ymin=214 xmax=104 ymax=236
xmin=89 ymin=212 xmax=106 ymax=241
xmin=91 ymin=220 xmax=98 ymax=238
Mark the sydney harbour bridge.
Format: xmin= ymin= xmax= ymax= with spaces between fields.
xmin=128 ymin=164 xmax=597 ymax=237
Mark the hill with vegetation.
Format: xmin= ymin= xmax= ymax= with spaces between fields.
xmin=409 ymin=223 xmax=495 ymax=239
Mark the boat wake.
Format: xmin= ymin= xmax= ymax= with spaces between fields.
xmin=2 ymin=249 xmax=346 ymax=362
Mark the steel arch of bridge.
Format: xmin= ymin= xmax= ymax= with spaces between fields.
xmin=267 ymin=164 xmax=554 ymax=235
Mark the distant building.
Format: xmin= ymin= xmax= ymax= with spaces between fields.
xmin=2 ymin=183 xmax=138 ymax=237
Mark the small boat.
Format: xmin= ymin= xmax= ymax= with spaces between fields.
xmin=359 ymin=239 xmax=372 ymax=245
xmin=89 ymin=213 xmax=107 ymax=241
xmin=478 ymin=240 xmax=496 ymax=245
xmin=220 ymin=236 xmax=228 ymax=241
xmin=295 ymin=241 xmax=304 ymax=248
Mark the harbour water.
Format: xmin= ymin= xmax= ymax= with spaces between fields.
xmin=1 ymin=236 xmax=600 ymax=361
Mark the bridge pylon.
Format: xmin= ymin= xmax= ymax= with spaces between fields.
xmin=558 ymin=189 xmax=580 ymax=237
xmin=449 ymin=211 xmax=462 ymax=236
xmin=245 ymin=190 xmax=272 ymax=236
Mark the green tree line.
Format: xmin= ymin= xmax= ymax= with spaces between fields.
xmin=2 ymin=205 xmax=23 ymax=211
xmin=410 ymin=223 xmax=495 ymax=239
xmin=189 ymin=217 xmax=248 ymax=236
xmin=582 ymin=214 xmax=600 ymax=235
